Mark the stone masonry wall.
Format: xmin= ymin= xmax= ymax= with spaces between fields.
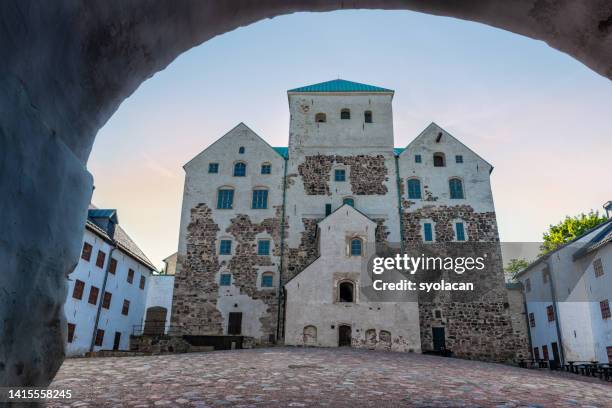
xmin=298 ymin=155 xmax=388 ymax=195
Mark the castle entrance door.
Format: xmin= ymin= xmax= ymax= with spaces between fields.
xmin=338 ymin=324 xmax=352 ymax=347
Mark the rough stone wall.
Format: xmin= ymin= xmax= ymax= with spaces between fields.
xmin=171 ymin=204 xmax=223 ymax=334
xmin=284 ymin=218 xmax=320 ymax=282
xmin=298 ymin=155 xmax=388 ymax=196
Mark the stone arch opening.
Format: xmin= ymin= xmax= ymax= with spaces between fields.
xmin=4 ymin=0 xmax=612 ymax=388
xmin=303 ymin=325 xmax=317 ymax=346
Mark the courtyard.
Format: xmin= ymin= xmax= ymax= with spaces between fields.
xmin=47 ymin=348 xmax=610 ymax=407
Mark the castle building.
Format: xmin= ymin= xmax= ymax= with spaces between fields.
xmin=172 ymin=79 xmax=524 ymax=361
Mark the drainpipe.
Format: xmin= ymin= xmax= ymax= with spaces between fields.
xmin=545 ymin=259 xmax=566 ymax=366
xmin=90 ymin=246 xmax=116 ymax=352
xmin=276 ymin=156 xmax=289 ymax=343
xmin=520 ymin=283 xmax=534 ymax=357
xmin=393 ymin=155 xmax=405 ymax=253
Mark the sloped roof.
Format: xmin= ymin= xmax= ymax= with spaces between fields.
xmin=288 ymin=79 xmax=393 ymax=94
xmin=573 ymin=220 xmax=612 ymax=260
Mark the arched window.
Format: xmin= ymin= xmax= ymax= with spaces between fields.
xmin=343 ymin=197 xmax=355 ymax=207
xmin=339 ymin=281 xmax=354 ymax=302
xmin=449 ymin=178 xmax=464 ymax=199
xmin=233 ymin=162 xmax=246 ymax=177
xmin=238 ymin=146 xmax=245 ymax=154
xmin=350 ymin=238 xmax=362 ymax=256
xmin=433 ymin=152 xmax=445 ymax=167
xmin=315 ymin=113 xmax=326 ymax=123
xmin=407 ymin=179 xmax=422 ymax=199
xmin=303 ymin=325 xmax=317 ymax=345
xmin=364 ymin=110 xmax=372 ymax=123
xmin=341 ymin=108 xmax=351 ymax=120
xmin=261 ymin=272 xmax=274 ymax=288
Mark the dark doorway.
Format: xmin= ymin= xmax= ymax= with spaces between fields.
xmin=339 ymin=281 xmax=354 ymax=302
xmin=228 ymin=312 xmax=242 ymax=335
xmin=143 ymin=306 xmax=167 ymax=335
xmin=338 ymin=324 xmax=352 ymax=347
xmin=432 ymin=327 xmax=446 ymax=351
xmin=113 ymin=332 xmax=121 ymax=350
xmin=551 ymin=342 xmax=560 ymax=364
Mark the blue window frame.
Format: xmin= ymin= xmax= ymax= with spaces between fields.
xmin=261 ymin=273 xmax=273 ymax=287
xmin=350 ymin=238 xmax=362 ymax=256
xmin=455 ymin=155 xmax=463 ymax=164
xmin=217 ymin=189 xmax=234 ymax=209
xmin=407 ymin=179 xmax=422 ymax=199
xmin=456 ymin=222 xmax=466 ymax=241
xmin=335 ymin=169 xmax=346 ymax=182
xmin=449 ymin=178 xmax=464 ymax=199
xmin=233 ymin=162 xmax=246 ymax=177
xmin=220 ymin=240 xmax=232 ymax=255
xmin=325 ymin=203 xmax=332 ymax=216
xmin=252 ymin=189 xmax=268 ymax=209
xmin=238 ymin=146 xmax=245 ymax=154
xmin=258 ymin=240 xmax=270 ymax=255
xmin=261 ymin=164 xmax=271 ymax=174
xmin=343 ymin=197 xmax=354 ymax=207
xmin=415 ymin=154 xmax=422 ymax=163
xmin=208 ymin=163 xmax=219 ymax=173
xmin=220 ymin=274 xmax=231 ymax=286
xmin=423 ymin=223 xmax=433 ymax=242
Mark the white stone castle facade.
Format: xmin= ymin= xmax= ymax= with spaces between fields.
xmin=172 ymin=79 xmax=525 ymax=361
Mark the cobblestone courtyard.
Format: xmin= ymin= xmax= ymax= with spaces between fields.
xmin=48 ymin=348 xmax=610 ymax=407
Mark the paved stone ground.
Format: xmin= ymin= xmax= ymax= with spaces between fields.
xmin=47 ymin=348 xmax=611 ymax=408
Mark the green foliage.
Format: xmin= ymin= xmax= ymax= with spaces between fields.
xmin=541 ymin=210 xmax=608 ymax=254
xmin=504 ymin=258 xmax=530 ymax=281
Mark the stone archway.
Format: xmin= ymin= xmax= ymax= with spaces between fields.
xmin=2 ymin=0 xmax=612 ymax=387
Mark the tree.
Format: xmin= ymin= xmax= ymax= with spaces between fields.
xmin=504 ymin=258 xmax=530 ymax=282
xmin=541 ymin=210 xmax=608 ymax=254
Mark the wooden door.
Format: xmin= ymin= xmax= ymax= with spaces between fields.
xmin=228 ymin=312 xmax=242 ymax=335
xmin=338 ymin=325 xmax=352 ymax=347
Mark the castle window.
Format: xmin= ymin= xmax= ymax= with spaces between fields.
xmin=258 ymin=240 xmax=270 ymax=255
xmin=67 ymin=323 xmax=76 ymax=343
xmin=252 ymin=189 xmax=269 ymax=209
xmin=208 ymin=163 xmax=219 ymax=173
xmin=261 ymin=272 xmax=274 ymax=288
xmin=220 ymin=274 xmax=231 ymax=286
xmin=233 ymin=162 xmax=246 ymax=177
xmin=220 ymin=240 xmax=232 ymax=255
xmin=423 ymin=223 xmax=434 ymax=242
xmin=122 ymin=299 xmax=130 ymax=316
xmin=94 ymin=329 xmax=104 ymax=347
xmin=601 ymin=300 xmax=611 ymax=319
xmin=433 ymin=152 xmax=445 ymax=167
xmin=455 ymin=155 xmax=463 ymax=164
xmin=339 ymin=281 xmax=355 ymax=302
xmin=343 ymin=197 xmax=354 ymax=207
xmin=325 ymin=203 xmax=332 ymax=216
xmin=449 ymin=178 xmax=464 ymax=199
xmin=350 ymin=238 xmax=362 ymax=256
xmin=239 ymin=146 xmax=245 ymax=154
xmin=415 ymin=154 xmax=422 ymax=163
xmin=455 ymin=222 xmax=466 ymax=241
xmin=364 ymin=110 xmax=372 ymax=123
xmin=315 ymin=113 xmax=326 ymax=123
xmin=88 ymin=286 xmax=99 ymax=305
xmin=81 ymin=242 xmax=92 ymax=261
xmin=217 ymin=189 xmax=234 ymax=209
xmin=334 ymin=169 xmax=346 ymax=182
xmin=407 ymin=179 xmax=421 ymax=199
xmin=127 ymin=268 xmax=134 ymax=284
xmin=341 ymin=109 xmax=351 ymax=120
xmin=533 ymin=347 xmax=540 ymax=359
xmin=529 ymin=313 xmax=536 ymax=327
xmin=546 ymin=305 xmax=555 ymax=321
xmin=261 ymin=163 xmax=271 ymax=174
xmin=594 ymin=258 xmax=604 ymax=277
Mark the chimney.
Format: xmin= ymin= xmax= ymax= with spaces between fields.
xmin=604 ymin=201 xmax=612 ymax=219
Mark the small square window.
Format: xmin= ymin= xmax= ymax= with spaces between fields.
xmin=334 ymin=169 xmax=346 ymax=182
xmin=455 ymin=155 xmax=463 ymax=163
xmin=415 ymin=155 xmax=422 ymax=163
xmin=261 ymin=274 xmax=274 ymax=287
xmin=208 ymin=163 xmax=219 ymax=173
xmin=220 ymin=274 xmax=231 ymax=286
xmin=239 ymin=146 xmax=245 ymax=154
xmin=220 ymin=240 xmax=232 ymax=255
xmin=261 ymin=164 xmax=271 ymax=174
xmin=258 ymin=240 xmax=270 ymax=255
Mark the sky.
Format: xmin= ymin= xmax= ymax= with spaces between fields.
xmin=89 ymin=10 xmax=612 ymax=269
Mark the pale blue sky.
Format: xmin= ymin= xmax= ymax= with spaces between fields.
xmin=90 ymin=10 xmax=612 ymax=268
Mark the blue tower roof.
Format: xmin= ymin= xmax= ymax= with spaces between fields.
xmin=288 ymin=79 xmax=393 ymax=93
